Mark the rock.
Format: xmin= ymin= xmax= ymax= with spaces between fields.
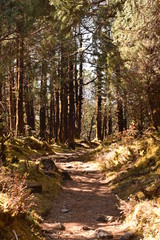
xmin=55 ymin=223 xmax=65 ymax=231
xmin=82 ymin=226 xmax=91 ymax=231
xmin=106 ymin=216 xmax=116 ymax=223
xmin=61 ymin=171 xmax=73 ymax=181
xmin=27 ymin=182 xmax=42 ymax=193
xmin=41 ymin=158 xmax=58 ymax=172
xmin=61 ymin=208 xmax=69 ymax=213
xmin=66 ymin=166 xmax=72 ymax=169
xmin=97 ymin=229 xmax=113 ymax=239
xmin=96 ymin=216 xmax=108 ymax=223
xmin=120 ymin=233 xmax=135 ymax=240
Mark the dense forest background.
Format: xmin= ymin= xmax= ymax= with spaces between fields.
xmin=0 ymin=0 xmax=160 ymax=156
xmin=0 ymin=1 xmax=160 ymax=239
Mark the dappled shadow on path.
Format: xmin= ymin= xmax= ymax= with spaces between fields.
xmin=43 ymin=151 xmax=124 ymax=240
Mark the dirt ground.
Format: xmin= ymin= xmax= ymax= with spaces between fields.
xmin=42 ymin=150 xmax=126 ymax=240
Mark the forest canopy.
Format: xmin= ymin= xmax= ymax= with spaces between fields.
xmin=0 ymin=0 xmax=159 ymax=152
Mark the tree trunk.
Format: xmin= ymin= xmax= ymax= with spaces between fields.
xmin=96 ymin=66 xmax=102 ymax=140
xmin=77 ymin=30 xmax=83 ymax=139
xmin=117 ymin=99 xmax=124 ymax=133
xmin=123 ymin=99 xmax=127 ymax=130
xmin=88 ymin=115 xmax=94 ymax=142
xmin=25 ymin=93 xmax=35 ymax=135
xmin=55 ymin=88 xmax=60 ymax=142
xmin=108 ymin=108 xmax=112 ymax=135
xmin=68 ymin=57 xmax=75 ymax=148
xmin=8 ymin=68 xmax=16 ymax=134
xmin=16 ymin=33 xmax=25 ymax=136
xmin=40 ymin=59 xmax=47 ymax=140
xmin=24 ymin=57 xmax=35 ymax=135
xmin=0 ymin=57 xmax=6 ymax=165
xmin=74 ymin=32 xmax=79 ymax=137
xmin=49 ymin=79 xmax=55 ymax=141
xmin=59 ymin=45 xmax=68 ymax=143
xmin=102 ymin=113 xmax=107 ymax=140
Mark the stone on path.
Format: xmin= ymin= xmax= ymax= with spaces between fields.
xmin=54 ymin=223 xmax=65 ymax=231
xmin=97 ymin=229 xmax=113 ymax=239
xmin=61 ymin=208 xmax=69 ymax=213
xmin=96 ymin=215 xmax=108 ymax=223
xmin=96 ymin=215 xmax=116 ymax=223
xmin=82 ymin=226 xmax=94 ymax=231
xmin=120 ymin=232 xmax=135 ymax=240
xmin=61 ymin=171 xmax=73 ymax=181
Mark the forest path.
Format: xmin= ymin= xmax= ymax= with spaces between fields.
xmin=42 ymin=150 xmax=125 ymax=240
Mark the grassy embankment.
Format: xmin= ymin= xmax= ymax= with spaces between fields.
xmin=98 ymin=130 xmax=160 ymax=239
xmin=0 ymin=136 xmax=65 ymax=240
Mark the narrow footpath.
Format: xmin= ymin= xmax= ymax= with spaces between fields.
xmin=42 ymin=150 xmax=125 ymax=240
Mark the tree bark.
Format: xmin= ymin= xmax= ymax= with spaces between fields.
xmin=77 ymin=30 xmax=83 ymax=139
xmin=108 ymin=108 xmax=112 ymax=135
xmin=49 ymin=79 xmax=55 ymax=141
xmin=96 ymin=65 xmax=102 ymax=140
xmin=68 ymin=57 xmax=75 ymax=148
xmin=16 ymin=33 xmax=25 ymax=136
xmin=59 ymin=45 xmax=68 ymax=143
xmin=24 ymin=56 xmax=35 ymax=135
xmin=74 ymin=31 xmax=79 ymax=137
xmin=55 ymin=88 xmax=60 ymax=142
xmin=40 ymin=59 xmax=47 ymax=140
xmin=8 ymin=67 xmax=16 ymax=134
xmin=117 ymin=99 xmax=124 ymax=133
xmin=102 ymin=113 xmax=107 ymax=140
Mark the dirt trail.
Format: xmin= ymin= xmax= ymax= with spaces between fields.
xmin=42 ymin=150 xmax=125 ymax=240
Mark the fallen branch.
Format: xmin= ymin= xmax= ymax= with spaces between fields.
xmin=13 ymin=230 xmax=18 ymax=240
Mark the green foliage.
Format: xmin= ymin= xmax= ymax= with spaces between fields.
xmin=50 ymin=0 xmax=89 ymax=30
xmin=97 ymin=131 xmax=160 ymax=238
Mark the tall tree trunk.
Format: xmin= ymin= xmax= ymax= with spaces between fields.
xmin=25 ymin=85 xmax=35 ymax=135
xmin=68 ymin=57 xmax=75 ymax=148
xmin=88 ymin=115 xmax=94 ymax=142
xmin=117 ymin=99 xmax=124 ymax=133
xmin=0 ymin=49 xmax=6 ymax=164
xmin=96 ymin=66 xmax=102 ymax=140
xmin=24 ymin=57 xmax=35 ymax=135
xmin=74 ymin=30 xmax=79 ymax=137
xmin=8 ymin=67 xmax=16 ymax=134
xmin=40 ymin=59 xmax=47 ymax=140
xmin=108 ymin=108 xmax=112 ymax=135
xmin=123 ymin=99 xmax=127 ymax=130
xmin=102 ymin=112 xmax=107 ymax=140
xmin=77 ymin=30 xmax=83 ymax=138
xmin=16 ymin=33 xmax=25 ymax=136
xmin=55 ymin=88 xmax=60 ymax=142
xmin=59 ymin=46 xmax=68 ymax=143
xmin=49 ymin=79 xmax=55 ymax=141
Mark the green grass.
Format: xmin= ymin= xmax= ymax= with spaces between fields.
xmin=0 ymin=136 xmax=65 ymax=239
xmin=97 ymin=131 xmax=160 ymax=239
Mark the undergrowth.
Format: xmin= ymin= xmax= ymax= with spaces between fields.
xmin=98 ymin=129 xmax=160 ymax=239
xmin=0 ymin=136 xmax=63 ymax=239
